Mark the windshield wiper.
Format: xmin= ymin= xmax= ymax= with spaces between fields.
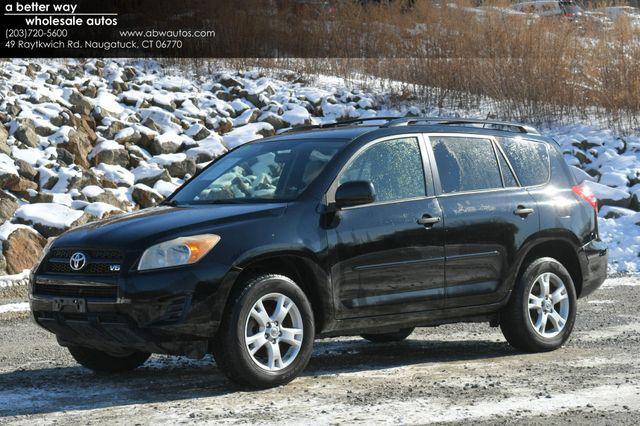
xmin=189 ymin=198 xmax=285 ymax=205
xmin=191 ymin=199 xmax=254 ymax=205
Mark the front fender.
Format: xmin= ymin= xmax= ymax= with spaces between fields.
xmin=213 ymin=246 xmax=333 ymax=334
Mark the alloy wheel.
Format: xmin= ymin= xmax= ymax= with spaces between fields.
xmin=527 ymin=272 xmax=570 ymax=338
xmin=244 ymin=292 xmax=304 ymax=371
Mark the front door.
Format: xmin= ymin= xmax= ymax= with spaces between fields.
xmin=327 ymin=136 xmax=445 ymax=319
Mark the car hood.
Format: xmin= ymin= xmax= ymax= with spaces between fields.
xmin=54 ymin=203 xmax=288 ymax=250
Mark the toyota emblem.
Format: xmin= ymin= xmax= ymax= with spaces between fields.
xmin=69 ymin=252 xmax=87 ymax=271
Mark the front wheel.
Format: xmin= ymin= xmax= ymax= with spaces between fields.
xmin=500 ymin=257 xmax=577 ymax=352
xmin=213 ymin=274 xmax=315 ymax=388
xmin=67 ymin=346 xmax=150 ymax=373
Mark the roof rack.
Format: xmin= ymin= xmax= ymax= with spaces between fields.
xmin=382 ymin=117 xmax=540 ymax=135
xmin=280 ymin=116 xmax=401 ymax=133
xmin=280 ymin=116 xmax=540 ymax=136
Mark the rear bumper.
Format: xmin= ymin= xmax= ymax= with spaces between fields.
xmin=578 ymin=238 xmax=608 ymax=298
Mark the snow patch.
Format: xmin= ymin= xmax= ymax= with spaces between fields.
xmin=14 ymin=203 xmax=84 ymax=229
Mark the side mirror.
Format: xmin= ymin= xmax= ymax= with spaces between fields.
xmin=335 ymin=181 xmax=376 ymax=209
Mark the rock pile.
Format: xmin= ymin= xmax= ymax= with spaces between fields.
xmin=0 ymin=59 xmax=394 ymax=274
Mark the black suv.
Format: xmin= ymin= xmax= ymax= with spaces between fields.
xmin=30 ymin=117 xmax=607 ymax=388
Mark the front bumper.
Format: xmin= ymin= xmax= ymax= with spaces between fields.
xmin=578 ymin=238 xmax=608 ymax=298
xmin=30 ymin=264 xmax=240 ymax=357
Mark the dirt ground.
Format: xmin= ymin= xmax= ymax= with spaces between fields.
xmin=0 ymin=276 xmax=639 ymax=424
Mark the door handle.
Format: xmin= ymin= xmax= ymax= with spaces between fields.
xmin=417 ymin=215 xmax=440 ymax=226
xmin=514 ymin=206 xmax=534 ymax=217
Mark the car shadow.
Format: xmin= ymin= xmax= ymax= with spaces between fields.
xmin=0 ymin=337 xmax=516 ymax=418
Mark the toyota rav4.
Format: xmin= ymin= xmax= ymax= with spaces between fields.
xmin=30 ymin=117 xmax=607 ymax=388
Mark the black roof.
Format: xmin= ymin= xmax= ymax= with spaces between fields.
xmin=266 ymin=126 xmax=377 ymax=142
xmin=257 ymin=117 xmax=551 ymax=145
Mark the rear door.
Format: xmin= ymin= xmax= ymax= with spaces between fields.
xmin=426 ymin=134 xmax=540 ymax=308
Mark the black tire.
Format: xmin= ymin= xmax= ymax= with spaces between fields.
xmin=361 ymin=327 xmax=415 ymax=343
xmin=500 ymin=257 xmax=577 ymax=352
xmin=213 ymin=274 xmax=315 ymax=389
xmin=67 ymin=346 xmax=150 ymax=373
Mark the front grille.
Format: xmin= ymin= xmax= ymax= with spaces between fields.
xmin=49 ymin=248 xmax=123 ymax=261
xmin=34 ymin=283 xmax=118 ymax=300
xmin=43 ymin=248 xmax=124 ymax=275
xmin=46 ymin=262 xmax=117 ymax=275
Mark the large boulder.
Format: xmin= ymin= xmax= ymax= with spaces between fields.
xmin=148 ymin=131 xmax=184 ymax=155
xmin=281 ymin=105 xmax=313 ymax=127
xmin=72 ymin=115 xmax=98 ymax=143
xmin=185 ymin=136 xmax=227 ymax=164
xmin=15 ymin=159 xmax=37 ymax=180
xmin=55 ymin=147 xmax=76 ymax=166
xmin=232 ymin=109 xmax=260 ymax=127
xmin=69 ymin=91 xmax=93 ymax=115
xmin=94 ymin=163 xmax=135 ymax=187
xmin=84 ymin=202 xmax=123 ymax=220
xmin=151 ymin=154 xmax=196 ymax=179
xmin=132 ymin=184 xmax=164 ymax=208
xmin=59 ymin=129 xmax=93 ymax=169
xmin=132 ymin=163 xmax=171 ymax=187
xmin=103 ymin=121 xmax=126 ymax=140
xmin=0 ymin=173 xmax=38 ymax=193
xmin=13 ymin=123 xmax=40 ymax=148
xmin=259 ymin=112 xmax=288 ymax=131
xmin=13 ymin=203 xmax=90 ymax=238
xmin=0 ymin=196 xmax=19 ymax=222
xmin=582 ymin=180 xmax=631 ymax=209
xmin=36 ymin=166 xmax=59 ymax=191
xmin=220 ymin=75 xmax=244 ymax=88
xmin=223 ymin=122 xmax=275 ymax=149
xmin=185 ymin=124 xmax=210 ymax=141
xmin=0 ymin=125 xmax=9 ymax=155
xmin=0 ymin=154 xmax=19 ymax=190
xmin=89 ymin=140 xmax=130 ymax=168
xmin=114 ymin=127 xmax=142 ymax=145
xmin=2 ymin=227 xmax=47 ymax=274
xmin=81 ymin=185 xmax=129 ymax=210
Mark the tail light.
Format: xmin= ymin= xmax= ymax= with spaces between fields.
xmin=572 ymin=184 xmax=597 ymax=212
xmin=563 ymin=12 xmax=575 ymax=18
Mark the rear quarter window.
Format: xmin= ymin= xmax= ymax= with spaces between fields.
xmin=499 ymin=138 xmax=550 ymax=187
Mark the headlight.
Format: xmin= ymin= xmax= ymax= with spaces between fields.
xmin=137 ymin=234 xmax=221 ymax=271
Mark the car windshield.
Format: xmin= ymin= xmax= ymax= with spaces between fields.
xmin=170 ymin=139 xmax=345 ymax=204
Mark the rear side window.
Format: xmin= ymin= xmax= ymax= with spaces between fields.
xmin=339 ymin=137 xmax=426 ymax=202
xmin=500 ymin=138 xmax=550 ymax=186
xmin=430 ymin=136 xmax=503 ymax=193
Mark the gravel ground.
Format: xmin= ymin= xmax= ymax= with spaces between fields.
xmin=0 ymin=276 xmax=639 ymax=424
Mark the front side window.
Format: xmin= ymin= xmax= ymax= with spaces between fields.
xmin=430 ymin=136 xmax=503 ymax=194
xmin=339 ymin=137 xmax=426 ymax=203
xmin=171 ymin=139 xmax=344 ymax=204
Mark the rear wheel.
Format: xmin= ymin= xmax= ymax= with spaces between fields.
xmin=213 ymin=274 xmax=315 ymax=388
xmin=500 ymin=257 xmax=577 ymax=352
xmin=361 ymin=327 xmax=415 ymax=343
xmin=67 ymin=346 xmax=150 ymax=373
